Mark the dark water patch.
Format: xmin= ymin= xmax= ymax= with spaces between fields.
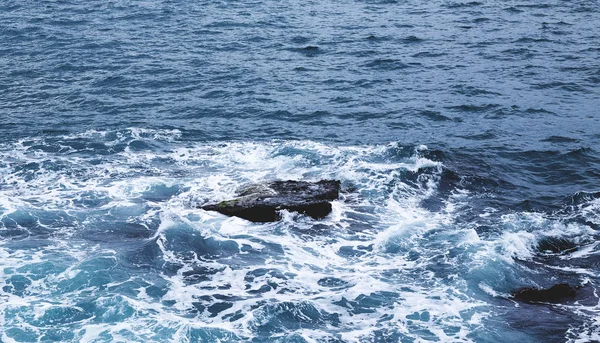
xmin=504 ymin=6 xmax=524 ymax=13
xmin=501 ymin=147 xmax=598 ymax=167
xmin=184 ymin=328 xmax=241 ymax=342
xmin=36 ymin=305 xmax=95 ymax=325
xmin=245 ymin=268 xmax=288 ymax=283
xmin=396 ymin=166 xmax=442 ymax=194
xmin=337 ymin=245 xmax=372 ymax=258
xmin=352 ymin=78 xmax=393 ymax=89
xmin=536 ymin=253 xmax=600 ymax=282
xmin=207 ymin=302 xmax=234 ymax=317
xmin=425 ymin=149 xmax=535 ymax=211
xmin=559 ymin=66 xmax=593 ymax=73
xmin=181 ymin=265 xmax=225 ymax=286
xmin=514 ymin=37 xmax=553 ymax=44
xmin=347 ymin=49 xmax=379 ymax=58
xmin=503 ymin=46 xmax=535 ymax=55
xmin=541 ymin=136 xmax=579 ymax=143
xmin=0 ymin=3 xmax=20 ymax=11
xmin=446 ymin=104 xmax=501 ymax=113
xmin=127 ymin=139 xmax=156 ymax=151
xmin=288 ymin=46 xmax=321 ymax=57
xmin=247 ymin=284 xmax=273 ymax=295
xmin=554 ymin=54 xmax=580 ymax=62
xmin=406 ymin=311 xmax=431 ymax=321
xmin=537 ymin=237 xmax=579 ymax=256
xmin=366 ymin=329 xmax=414 ymax=343
xmin=366 ymin=34 xmax=391 ymax=42
xmin=496 ymin=305 xmax=584 ymax=342
xmin=40 ymin=329 xmax=76 ymax=342
xmin=511 ymin=282 xmax=597 ymax=307
xmin=417 ymin=110 xmax=460 ymax=122
xmin=249 ymin=301 xmax=340 ymax=334
xmin=456 ymin=131 xmax=497 ymax=141
xmin=515 ymin=4 xmax=553 ymax=10
xmin=140 ymin=183 xmax=185 ymax=202
xmin=411 ymin=51 xmax=448 ymax=58
xmin=91 ymin=75 xmax=131 ymax=88
xmin=123 ymin=238 xmax=165 ymax=269
xmin=3 ymin=327 xmax=40 ymax=342
xmin=418 ymin=148 xmax=446 ymax=162
xmin=82 ymin=222 xmax=156 ymax=242
xmin=472 ymin=17 xmax=491 ymax=24
xmin=317 ymin=277 xmax=350 ymax=289
xmin=3 ymin=274 xmax=32 ymax=296
xmin=205 ymin=20 xmax=253 ymax=29
xmin=586 ymin=76 xmax=600 ymax=84
xmin=401 ymin=35 xmax=424 ymax=44
xmin=544 ymin=21 xmax=573 ymax=27
xmin=510 ymin=198 xmax=562 ymax=213
xmin=363 ymin=59 xmax=410 ymax=70
xmin=525 ymin=107 xmax=555 ymax=115
xmin=201 ymin=89 xmax=230 ymax=99
xmin=24 ymin=143 xmax=63 ymax=153
xmin=247 ymin=35 xmax=269 ymax=44
xmin=487 ymin=147 xmax=600 ymax=207
xmin=291 ymin=36 xmax=311 ymax=44
xmin=328 ymin=96 xmax=355 ymax=104
xmin=565 ymin=147 xmax=596 ymax=158
xmin=334 ymin=292 xmax=398 ymax=315
xmin=159 ymin=227 xmax=240 ymax=260
xmin=444 ymin=1 xmax=483 ymax=9
xmin=53 ymin=62 xmax=98 ymax=74
xmin=72 ymin=190 xmax=112 ymax=208
xmin=192 ymin=29 xmax=223 ymax=35
xmin=450 ymin=84 xmax=501 ymax=97
xmin=360 ymin=0 xmax=400 ymax=4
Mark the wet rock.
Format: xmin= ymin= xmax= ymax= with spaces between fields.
xmin=512 ymin=284 xmax=578 ymax=303
xmin=200 ymin=180 xmax=340 ymax=222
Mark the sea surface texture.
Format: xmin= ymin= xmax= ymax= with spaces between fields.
xmin=1 ymin=0 xmax=600 ymax=342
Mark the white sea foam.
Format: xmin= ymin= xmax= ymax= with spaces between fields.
xmin=1 ymin=130 xmax=598 ymax=342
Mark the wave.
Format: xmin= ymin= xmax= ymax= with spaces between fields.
xmin=1 ymin=129 xmax=599 ymax=342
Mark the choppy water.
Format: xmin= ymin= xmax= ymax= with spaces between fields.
xmin=1 ymin=1 xmax=600 ymax=342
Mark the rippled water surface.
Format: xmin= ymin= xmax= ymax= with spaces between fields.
xmin=1 ymin=1 xmax=600 ymax=342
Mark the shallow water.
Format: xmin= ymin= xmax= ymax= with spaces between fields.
xmin=1 ymin=1 xmax=600 ymax=342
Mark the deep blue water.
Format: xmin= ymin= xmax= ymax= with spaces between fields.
xmin=1 ymin=0 xmax=600 ymax=342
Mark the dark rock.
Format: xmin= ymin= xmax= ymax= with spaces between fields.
xmin=200 ymin=180 xmax=341 ymax=222
xmin=512 ymin=284 xmax=578 ymax=304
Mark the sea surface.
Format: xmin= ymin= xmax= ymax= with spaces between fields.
xmin=1 ymin=0 xmax=600 ymax=342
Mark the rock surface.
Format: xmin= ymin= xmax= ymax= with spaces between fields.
xmin=200 ymin=180 xmax=341 ymax=222
xmin=512 ymin=284 xmax=578 ymax=303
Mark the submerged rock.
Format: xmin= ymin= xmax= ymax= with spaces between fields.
xmin=200 ymin=180 xmax=341 ymax=222
xmin=512 ymin=284 xmax=578 ymax=304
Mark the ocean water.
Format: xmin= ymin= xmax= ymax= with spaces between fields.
xmin=1 ymin=0 xmax=600 ymax=342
